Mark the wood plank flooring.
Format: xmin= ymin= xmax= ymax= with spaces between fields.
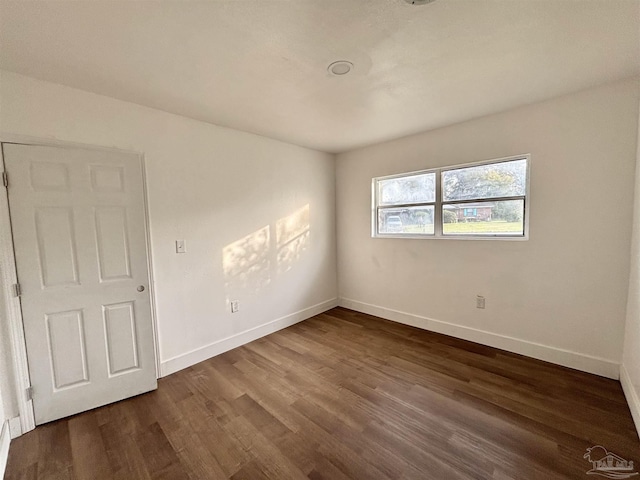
xmin=5 ymin=307 xmax=640 ymax=479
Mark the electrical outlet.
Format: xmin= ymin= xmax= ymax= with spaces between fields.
xmin=231 ymin=300 xmax=239 ymax=313
xmin=476 ymin=295 xmax=486 ymax=309
xmin=176 ymin=240 xmax=187 ymax=253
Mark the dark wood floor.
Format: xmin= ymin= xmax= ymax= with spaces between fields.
xmin=5 ymin=307 xmax=640 ymax=479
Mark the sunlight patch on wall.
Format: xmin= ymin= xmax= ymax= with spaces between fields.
xmin=276 ymin=205 xmax=310 ymax=274
xmin=222 ymin=225 xmax=271 ymax=293
xmin=221 ymin=205 xmax=311 ymax=301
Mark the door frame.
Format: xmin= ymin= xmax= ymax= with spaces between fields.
xmin=0 ymin=133 xmax=161 ymax=435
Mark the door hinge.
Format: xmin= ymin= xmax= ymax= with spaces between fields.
xmin=12 ymin=283 xmax=22 ymax=297
xmin=2 ymin=172 xmax=7 ymax=188
xmin=25 ymin=386 xmax=33 ymax=401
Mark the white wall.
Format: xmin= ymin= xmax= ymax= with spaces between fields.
xmin=0 ymin=70 xmax=338 ymax=419
xmin=337 ymin=78 xmax=640 ymax=379
xmin=622 ymin=93 xmax=640 ymax=436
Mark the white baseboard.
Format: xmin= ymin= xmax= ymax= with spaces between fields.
xmin=339 ymin=298 xmax=620 ymax=380
xmin=620 ymin=363 xmax=640 ymax=437
xmin=0 ymin=420 xmax=10 ymax=479
xmin=8 ymin=416 xmax=21 ymax=439
xmin=160 ymin=298 xmax=339 ymax=377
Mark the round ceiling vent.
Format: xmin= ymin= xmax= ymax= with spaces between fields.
xmin=404 ymin=0 xmax=437 ymax=4
xmin=327 ymin=61 xmax=353 ymax=76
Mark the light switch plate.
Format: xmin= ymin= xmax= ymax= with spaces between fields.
xmin=176 ymin=240 xmax=186 ymax=253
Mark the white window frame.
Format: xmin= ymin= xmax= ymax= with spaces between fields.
xmin=372 ymin=154 xmax=530 ymax=240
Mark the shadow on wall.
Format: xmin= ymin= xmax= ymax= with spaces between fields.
xmin=222 ymin=205 xmax=310 ymax=303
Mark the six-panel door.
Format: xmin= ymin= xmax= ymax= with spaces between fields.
xmin=4 ymin=144 xmax=157 ymax=425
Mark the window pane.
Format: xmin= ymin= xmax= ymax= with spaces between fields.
xmin=442 ymin=159 xmax=527 ymax=202
xmin=442 ymin=200 xmax=524 ymax=236
xmin=378 ymin=172 xmax=435 ymax=206
xmin=378 ymin=206 xmax=434 ymax=235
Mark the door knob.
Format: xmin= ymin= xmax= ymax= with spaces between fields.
xmin=137 ymin=285 xmax=145 ymax=292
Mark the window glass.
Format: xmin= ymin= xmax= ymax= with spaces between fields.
xmin=442 ymin=200 xmax=524 ymax=236
xmin=378 ymin=206 xmax=435 ymax=235
xmin=442 ymin=159 xmax=527 ymax=202
xmin=378 ymin=172 xmax=436 ymax=206
xmin=373 ymin=156 xmax=528 ymax=239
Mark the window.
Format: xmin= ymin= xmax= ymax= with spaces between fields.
xmin=376 ymin=172 xmax=435 ymax=235
xmin=372 ymin=156 xmax=529 ymax=239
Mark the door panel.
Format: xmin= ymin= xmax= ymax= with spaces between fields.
xmin=90 ymin=165 xmax=125 ymax=193
xmin=3 ymin=143 xmax=157 ymax=424
xmin=46 ymin=309 xmax=89 ymax=389
xmin=103 ymin=301 xmax=140 ymax=375
xmin=94 ymin=206 xmax=132 ymax=281
xmin=30 ymin=161 xmax=71 ymax=192
xmin=35 ymin=207 xmax=80 ymax=287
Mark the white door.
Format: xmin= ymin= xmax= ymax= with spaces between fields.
xmin=3 ymin=143 xmax=157 ymax=425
